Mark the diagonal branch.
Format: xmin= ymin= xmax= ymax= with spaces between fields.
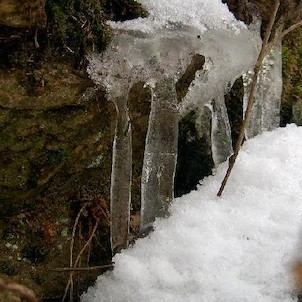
xmin=217 ymin=0 xmax=280 ymax=197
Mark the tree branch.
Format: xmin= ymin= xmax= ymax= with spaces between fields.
xmin=50 ymin=263 xmax=114 ymax=272
xmin=217 ymin=0 xmax=280 ymax=197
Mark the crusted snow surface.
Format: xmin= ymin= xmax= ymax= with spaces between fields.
xmin=108 ymin=0 xmax=244 ymax=34
xmin=82 ymin=125 xmax=302 ymax=302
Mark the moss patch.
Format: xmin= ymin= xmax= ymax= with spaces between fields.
xmin=282 ymin=27 xmax=302 ymax=126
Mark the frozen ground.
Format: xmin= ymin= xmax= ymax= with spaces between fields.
xmin=81 ymin=124 xmax=302 ymax=302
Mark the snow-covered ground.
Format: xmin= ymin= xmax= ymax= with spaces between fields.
xmin=82 ymin=124 xmax=302 ymax=302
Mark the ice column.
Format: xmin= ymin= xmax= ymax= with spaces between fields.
xmin=210 ymin=95 xmax=233 ymax=167
xmin=243 ymin=42 xmax=282 ymax=138
xmin=87 ymin=0 xmax=261 ymax=241
xmin=87 ymin=50 xmax=134 ymax=254
xmin=110 ymin=97 xmax=132 ymax=254
xmin=140 ymin=78 xmax=178 ymax=233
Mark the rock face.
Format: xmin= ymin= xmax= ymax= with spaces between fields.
xmin=0 ymin=62 xmax=116 ymax=298
xmin=282 ymin=28 xmax=302 ymax=126
xmin=0 ymin=0 xmax=147 ymax=299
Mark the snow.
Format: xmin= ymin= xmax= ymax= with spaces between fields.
xmin=82 ymin=124 xmax=302 ymax=302
xmin=87 ymin=0 xmax=261 ymax=101
xmin=108 ymin=0 xmax=243 ymax=34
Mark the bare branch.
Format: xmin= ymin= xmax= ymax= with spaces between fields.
xmin=280 ymin=19 xmax=302 ymax=40
xmin=50 ymin=264 xmax=114 ymax=272
xmin=62 ymin=218 xmax=100 ymax=302
xmin=217 ymin=0 xmax=280 ymax=197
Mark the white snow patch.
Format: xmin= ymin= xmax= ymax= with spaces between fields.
xmin=81 ymin=125 xmax=302 ymax=302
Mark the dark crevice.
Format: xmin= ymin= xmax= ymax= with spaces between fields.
xmin=174 ymin=111 xmax=214 ymax=198
xmin=224 ymin=77 xmax=244 ymax=148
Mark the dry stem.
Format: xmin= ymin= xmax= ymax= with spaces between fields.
xmin=217 ymin=0 xmax=302 ymax=196
xmin=217 ymin=0 xmax=280 ymax=197
xmin=62 ymin=212 xmax=100 ymax=302
xmin=50 ymin=264 xmax=114 ymax=272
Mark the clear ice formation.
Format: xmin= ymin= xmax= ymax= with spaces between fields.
xmin=87 ymin=0 xmax=263 ymax=239
xmin=141 ymin=78 xmax=178 ymax=231
xmin=110 ymin=97 xmax=132 ymax=254
xmin=243 ymin=42 xmax=283 ymax=139
xmin=88 ymin=50 xmax=134 ymax=254
xmin=210 ymin=95 xmax=233 ymax=167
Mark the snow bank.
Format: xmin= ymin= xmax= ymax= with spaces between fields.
xmin=82 ymin=124 xmax=302 ymax=302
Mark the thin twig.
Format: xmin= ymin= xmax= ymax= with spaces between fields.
xmin=73 ymin=220 xmax=100 ymax=268
xmin=217 ymin=0 xmax=280 ymax=197
xmin=50 ymin=264 xmax=114 ymax=272
xmin=279 ymin=20 xmax=302 ymax=40
xmin=266 ymin=18 xmax=302 ymax=53
xmin=70 ymin=205 xmax=88 ymax=275
xmin=62 ymin=203 xmax=88 ymax=302
xmin=62 ymin=218 xmax=100 ymax=302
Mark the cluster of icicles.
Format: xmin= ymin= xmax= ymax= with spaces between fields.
xmin=87 ymin=0 xmax=282 ymax=254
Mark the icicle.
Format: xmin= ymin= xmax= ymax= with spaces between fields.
xmin=243 ymin=42 xmax=282 ymax=139
xmin=210 ymin=95 xmax=233 ymax=167
xmin=110 ymin=97 xmax=132 ymax=254
xmin=140 ymin=78 xmax=178 ymax=233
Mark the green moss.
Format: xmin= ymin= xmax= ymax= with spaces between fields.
xmin=282 ymin=27 xmax=302 ymax=125
xmin=103 ymin=0 xmax=149 ymax=21
xmin=0 ymin=158 xmax=30 ymax=189
xmin=48 ymin=2 xmax=68 ymax=45
xmin=0 ymin=260 xmax=16 ymax=276
xmin=45 ymin=0 xmax=112 ymax=63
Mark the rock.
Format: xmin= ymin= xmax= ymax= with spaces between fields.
xmin=293 ymin=100 xmax=302 ymax=126
xmin=0 ymin=0 xmax=46 ymax=28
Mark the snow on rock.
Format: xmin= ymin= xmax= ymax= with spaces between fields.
xmin=87 ymin=0 xmax=261 ymax=99
xmin=81 ymin=124 xmax=302 ymax=302
xmin=108 ymin=0 xmax=243 ymax=34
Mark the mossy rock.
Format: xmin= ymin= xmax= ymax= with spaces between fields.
xmin=0 ymin=0 xmax=46 ymax=28
xmin=282 ymin=27 xmax=302 ymax=125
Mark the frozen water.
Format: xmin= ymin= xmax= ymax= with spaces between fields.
xmin=141 ymin=79 xmax=178 ymax=231
xmin=81 ymin=124 xmax=302 ymax=302
xmin=86 ymin=0 xmax=265 ymax=246
xmin=243 ymin=42 xmax=283 ymax=138
xmin=110 ymin=98 xmax=132 ymax=254
xmin=179 ymin=22 xmax=261 ymax=116
xmin=88 ymin=46 xmax=134 ymax=254
xmin=83 ymin=0 xmax=294 ymax=294
xmin=87 ymin=0 xmax=261 ymax=97
xmin=210 ymin=95 xmax=233 ymax=167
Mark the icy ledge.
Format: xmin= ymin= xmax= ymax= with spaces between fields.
xmin=87 ymin=0 xmax=262 ymax=237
